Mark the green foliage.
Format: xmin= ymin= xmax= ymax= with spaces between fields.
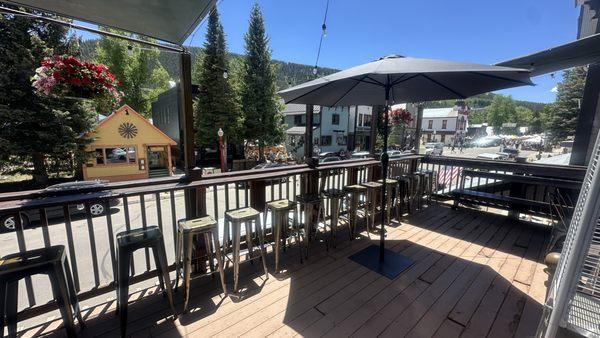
xmin=486 ymin=95 xmax=516 ymax=132
xmin=193 ymin=9 xmax=242 ymax=150
xmin=529 ymin=105 xmax=551 ymax=134
xmin=0 ymin=12 xmax=95 ymax=183
xmin=467 ymin=109 xmax=487 ymax=124
xmin=515 ymin=106 xmax=533 ymax=126
xmin=424 ymin=93 xmax=547 ymax=113
xmin=95 ymin=29 xmax=170 ymax=117
xmin=240 ymin=4 xmax=284 ymax=160
xmin=548 ymin=67 xmax=587 ymax=141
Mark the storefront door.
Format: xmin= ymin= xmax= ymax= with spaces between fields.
xmin=147 ymin=146 xmax=168 ymax=170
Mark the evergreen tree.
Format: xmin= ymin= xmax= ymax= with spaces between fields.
xmin=548 ymin=66 xmax=587 ymax=141
xmin=241 ymin=4 xmax=284 ymax=161
xmin=194 ymin=9 xmax=241 ymax=151
xmin=95 ymin=29 xmax=170 ymax=117
xmin=0 ymin=12 xmax=95 ymax=184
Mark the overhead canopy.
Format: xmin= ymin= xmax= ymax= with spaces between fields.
xmin=279 ymin=55 xmax=533 ymax=106
xmin=496 ymin=33 xmax=600 ymax=76
xmin=3 ymin=0 xmax=216 ymax=45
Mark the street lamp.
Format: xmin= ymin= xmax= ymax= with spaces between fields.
xmin=218 ymin=128 xmax=226 ymax=173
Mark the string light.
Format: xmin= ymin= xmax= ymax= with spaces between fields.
xmin=313 ymin=0 xmax=330 ymax=78
xmin=223 ymin=70 xmax=229 ymax=79
xmin=127 ymin=45 xmax=134 ymax=56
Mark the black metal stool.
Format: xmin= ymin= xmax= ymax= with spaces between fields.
xmin=0 ymin=246 xmax=83 ymax=338
xmin=361 ymin=181 xmax=383 ymax=234
xmin=396 ymin=175 xmax=413 ymax=215
xmin=223 ymin=207 xmax=269 ymax=294
xmin=322 ymin=188 xmax=345 ymax=248
xmin=116 ymin=226 xmax=175 ymax=337
xmin=264 ymin=199 xmax=301 ymax=272
xmin=343 ymin=184 xmax=367 ymax=240
xmin=175 ymin=216 xmax=227 ymax=312
xmin=417 ymin=169 xmax=436 ymax=204
xmin=295 ymin=193 xmax=325 ymax=257
xmin=377 ymin=178 xmax=400 ymax=224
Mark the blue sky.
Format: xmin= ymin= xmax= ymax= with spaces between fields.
xmin=80 ymin=0 xmax=581 ymax=103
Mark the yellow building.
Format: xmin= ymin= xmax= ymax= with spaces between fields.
xmin=83 ymin=104 xmax=177 ymax=182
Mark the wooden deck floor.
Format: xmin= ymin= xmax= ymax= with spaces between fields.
xmin=30 ymin=203 xmax=550 ymax=338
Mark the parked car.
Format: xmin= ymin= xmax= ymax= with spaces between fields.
xmin=237 ymin=162 xmax=291 ymax=189
xmin=477 ymin=153 xmax=509 ymax=161
xmin=473 ymin=136 xmax=503 ymax=147
xmin=351 ymin=151 xmax=371 ymax=159
xmin=0 ymin=181 xmax=120 ymax=233
xmin=320 ymin=156 xmax=342 ymax=163
xmin=425 ymin=142 xmax=444 ymax=156
xmin=499 ymin=147 xmax=519 ymax=159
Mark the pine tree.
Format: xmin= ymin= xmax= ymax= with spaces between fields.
xmin=95 ymin=30 xmax=170 ymax=117
xmin=194 ymin=9 xmax=241 ymax=151
xmin=0 ymin=12 xmax=95 ymax=184
xmin=241 ymin=4 xmax=284 ymax=161
xmin=548 ymin=66 xmax=587 ymax=142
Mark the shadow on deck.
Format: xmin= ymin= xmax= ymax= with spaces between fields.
xmin=29 ymin=203 xmax=550 ymax=338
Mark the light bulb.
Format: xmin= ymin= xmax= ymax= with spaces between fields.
xmin=312 ymin=67 xmax=318 ymax=75
xmin=223 ymin=70 xmax=229 ymax=79
xmin=127 ymin=45 xmax=133 ymax=56
xmin=322 ymin=23 xmax=327 ymax=37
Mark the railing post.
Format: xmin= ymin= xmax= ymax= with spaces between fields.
xmin=347 ymin=167 xmax=359 ymax=185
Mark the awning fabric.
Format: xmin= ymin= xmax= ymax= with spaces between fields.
xmin=496 ymin=33 xmax=600 ymax=76
xmin=4 ymin=0 xmax=216 ymax=45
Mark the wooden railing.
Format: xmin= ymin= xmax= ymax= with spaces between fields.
xmin=0 ymin=156 xmax=419 ymax=320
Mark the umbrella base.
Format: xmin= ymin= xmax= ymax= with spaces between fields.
xmin=348 ymin=244 xmax=412 ymax=279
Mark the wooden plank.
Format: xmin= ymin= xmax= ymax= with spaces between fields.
xmin=323 ymin=211 xmax=490 ymax=337
xmin=433 ymin=318 xmax=464 ymax=338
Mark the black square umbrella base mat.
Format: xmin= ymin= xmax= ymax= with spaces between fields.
xmin=348 ymin=244 xmax=413 ymax=279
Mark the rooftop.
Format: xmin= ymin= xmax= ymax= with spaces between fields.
xmin=422 ymin=107 xmax=458 ymax=118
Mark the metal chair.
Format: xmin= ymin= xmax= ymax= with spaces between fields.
xmin=396 ymin=175 xmax=413 ymax=215
xmin=361 ymin=181 xmax=383 ymax=234
xmin=116 ymin=226 xmax=175 ymax=337
xmin=295 ymin=193 xmax=326 ymax=257
xmin=377 ymin=178 xmax=400 ymax=224
xmin=223 ymin=207 xmax=269 ymax=294
xmin=322 ymin=188 xmax=346 ymax=248
xmin=343 ymin=184 xmax=367 ymax=240
xmin=175 ymin=216 xmax=227 ymax=312
xmin=417 ymin=169 xmax=436 ymax=204
xmin=0 ymin=246 xmax=83 ymax=338
xmin=264 ymin=199 xmax=301 ymax=272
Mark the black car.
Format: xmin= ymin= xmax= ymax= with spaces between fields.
xmin=0 ymin=181 xmax=120 ymax=232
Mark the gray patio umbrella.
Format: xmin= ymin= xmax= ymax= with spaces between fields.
xmin=279 ymin=55 xmax=533 ymax=277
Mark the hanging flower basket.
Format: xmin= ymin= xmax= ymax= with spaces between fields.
xmin=32 ymin=55 xmax=123 ymax=107
xmin=381 ymin=107 xmax=413 ymax=126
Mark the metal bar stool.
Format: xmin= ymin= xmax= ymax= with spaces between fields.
xmin=413 ymin=171 xmax=428 ymax=209
xmin=417 ymin=169 xmax=436 ymax=204
xmin=116 ymin=226 xmax=175 ymax=337
xmin=361 ymin=181 xmax=383 ymax=234
xmin=175 ymin=216 xmax=227 ymax=312
xmin=223 ymin=207 xmax=269 ymax=294
xmin=295 ymin=193 xmax=326 ymax=257
xmin=377 ymin=178 xmax=400 ymax=224
xmin=343 ymin=184 xmax=367 ymax=240
xmin=0 ymin=246 xmax=83 ymax=338
xmin=322 ymin=188 xmax=346 ymax=248
xmin=264 ymin=199 xmax=301 ymax=272
xmin=396 ymin=175 xmax=413 ymax=215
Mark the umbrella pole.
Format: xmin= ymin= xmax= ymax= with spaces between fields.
xmin=379 ymin=84 xmax=391 ymax=262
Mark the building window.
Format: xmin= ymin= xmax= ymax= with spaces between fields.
xmin=332 ymin=113 xmax=340 ymax=125
xmin=428 ymin=120 xmax=433 ymax=129
xmin=95 ymin=149 xmax=105 ymax=165
xmin=441 ymin=134 xmax=446 ymax=142
xmin=442 ymin=120 xmax=447 ymax=129
xmin=336 ymin=135 xmax=347 ymax=145
xmin=95 ymin=146 xmax=136 ymax=165
xmin=363 ymin=114 xmax=372 ymax=127
xmin=294 ymin=115 xmax=303 ymax=126
xmin=321 ymin=135 xmax=332 ymax=146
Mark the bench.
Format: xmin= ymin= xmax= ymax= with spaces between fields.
xmin=451 ymin=169 xmax=581 ymax=217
